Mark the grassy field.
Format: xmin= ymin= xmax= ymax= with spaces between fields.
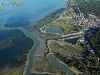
xmin=40 ymin=9 xmax=81 ymax=34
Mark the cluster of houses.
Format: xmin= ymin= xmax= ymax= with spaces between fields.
xmin=62 ymin=31 xmax=84 ymax=42
xmin=73 ymin=13 xmax=100 ymax=29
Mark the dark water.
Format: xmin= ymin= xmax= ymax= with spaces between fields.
xmin=0 ymin=29 xmax=34 ymax=68
xmin=65 ymin=38 xmax=79 ymax=44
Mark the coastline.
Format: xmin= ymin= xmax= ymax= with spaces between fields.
xmin=28 ymin=0 xmax=70 ymax=74
xmin=0 ymin=18 xmax=39 ymax=75
xmin=29 ymin=8 xmax=68 ymax=75
xmin=22 ymin=0 xmax=70 ymax=75
xmin=46 ymin=41 xmax=75 ymax=75
xmin=0 ymin=0 xmax=69 ymax=75
xmin=23 ymin=42 xmax=35 ymax=75
xmin=47 ymin=53 xmax=82 ymax=75
xmin=23 ymin=4 xmax=68 ymax=75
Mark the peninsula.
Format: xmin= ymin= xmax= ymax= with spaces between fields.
xmin=29 ymin=0 xmax=100 ymax=75
xmin=0 ymin=0 xmax=100 ymax=75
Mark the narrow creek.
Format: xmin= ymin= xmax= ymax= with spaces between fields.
xmin=0 ymin=0 xmax=75 ymax=75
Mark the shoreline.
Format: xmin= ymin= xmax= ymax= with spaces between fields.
xmin=28 ymin=0 xmax=71 ymax=74
xmin=0 ymin=26 xmax=35 ymax=75
xmin=39 ymin=11 xmax=68 ymax=34
xmin=28 ymin=8 xmax=68 ymax=74
xmin=22 ymin=5 xmax=68 ymax=75
xmin=46 ymin=41 xmax=75 ymax=75
xmin=47 ymin=53 xmax=82 ymax=75
xmin=30 ymin=36 xmax=48 ymax=74
xmin=0 ymin=0 xmax=69 ymax=75
xmin=23 ymin=42 xmax=35 ymax=75
xmin=0 ymin=19 xmax=39 ymax=75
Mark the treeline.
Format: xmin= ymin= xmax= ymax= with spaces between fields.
xmin=88 ymin=28 xmax=100 ymax=57
xmin=54 ymin=50 xmax=100 ymax=75
xmin=79 ymin=1 xmax=100 ymax=17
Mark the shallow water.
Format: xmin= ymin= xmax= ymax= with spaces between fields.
xmin=0 ymin=0 xmax=71 ymax=75
xmin=0 ymin=0 xmax=66 ymax=26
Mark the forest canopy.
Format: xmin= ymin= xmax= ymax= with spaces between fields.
xmin=79 ymin=1 xmax=100 ymax=17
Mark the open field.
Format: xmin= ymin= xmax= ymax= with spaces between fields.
xmin=40 ymin=9 xmax=81 ymax=35
xmin=63 ymin=43 xmax=82 ymax=54
xmin=47 ymin=40 xmax=80 ymax=58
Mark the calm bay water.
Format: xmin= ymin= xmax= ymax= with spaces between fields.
xmin=0 ymin=0 xmax=66 ymax=25
xmin=0 ymin=0 xmax=74 ymax=75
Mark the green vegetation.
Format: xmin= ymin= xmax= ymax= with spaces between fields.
xmin=88 ymin=28 xmax=100 ymax=56
xmin=0 ymin=67 xmax=24 ymax=75
xmin=74 ymin=42 xmax=87 ymax=51
xmin=30 ymin=73 xmax=52 ymax=75
xmin=41 ymin=10 xmax=81 ymax=34
xmin=79 ymin=1 xmax=100 ymax=17
xmin=74 ymin=0 xmax=86 ymax=4
xmin=60 ymin=54 xmax=100 ymax=75
xmin=47 ymin=40 xmax=100 ymax=75
xmin=30 ymin=8 xmax=65 ymax=31
xmin=0 ymin=30 xmax=34 ymax=75
xmin=48 ymin=40 xmax=77 ymax=58
xmin=34 ymin=56 xmax=66 ymax=75
xmin=47 ymin=40 xmax=83 ymax=75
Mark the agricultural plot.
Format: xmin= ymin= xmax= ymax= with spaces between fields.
xmin=47 ymin=40 xmax=78 ymax=58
